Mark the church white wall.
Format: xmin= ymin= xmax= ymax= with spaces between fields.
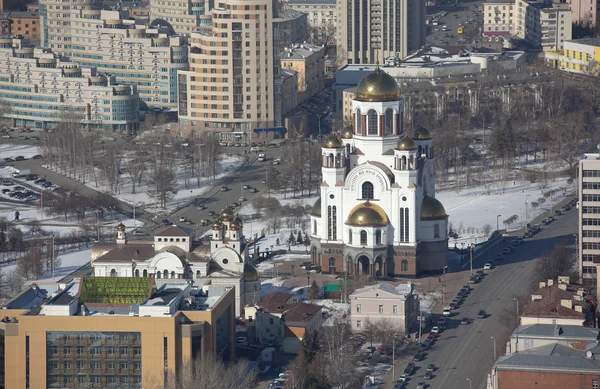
xmin=154 ymin=236 xmax=190 ymax=252
xmin=418 ymin=219 xmax=448 ymax=242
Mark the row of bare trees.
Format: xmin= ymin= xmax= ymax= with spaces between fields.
xmin=40 ymin=121 xmax=224 ymax=208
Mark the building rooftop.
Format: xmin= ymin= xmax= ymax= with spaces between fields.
xmin=276 ymin=9 xmax=306 ymax=21
xmin=282 ymin=43 xmax=323 ymax=60
xmin=352 ymin=282 xmax=414 ymax=297
xmin=513 ymin=324 xmax=600 ymax=340
xmin=496 ymin=343 xmax=600 ymax=373
xmin=484 ymin=0 xmax=515 ymax=4
xmin=287 ymin=0 xmax=335 ymax=4
xmin=78 ymin=277 xmax=154 ymax=305
xmin=8 ymin=11 xmax=38 ymax=18
xmin=521 ymin=279 xmax=594 ymax=322
xmin=567 ymin=38 xmax=600 ymax=47
xmin=285 ymin=303 xmax=322 ymax=323
xmin=155 ymin=225 xmax=192 ymax=237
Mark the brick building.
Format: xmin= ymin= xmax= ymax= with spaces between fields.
xmin=0 ymin=11 xmax=39 ymax=40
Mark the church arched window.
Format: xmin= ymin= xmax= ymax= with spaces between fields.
xmin=360 ymin=230 xmax=367 ymax=245
xmin=356 ymin=109 xmax=362 ymax=135
xmin=348 ymin=229 xmax=353 ymax=244
xmin=313 ymin=220 xmax=317 ymax=234
xmin=143 ymin=269 xmax=148 ymax=277
xmin=375 ymin=230 xmax=382 ymax=245
xmin=401 ymin=260 xmax=408 ymax=272
xmin=385 ymin=109 xmax=394 ymax=136
xmin=434 ymin=224 xmax=440 ymax=238
xmin=362 ymin=181 xmax=374 ymax=200
xmin=110 ymin=269 xmax=117 ymax=277
xmin=134 ymin=269 xmax=140 ymax=278
xmin=367 ymin=109 xmax=378 ymax=135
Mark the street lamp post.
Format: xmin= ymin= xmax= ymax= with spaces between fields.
xmin=513 ymin=297 xmax=520 ymax=325
xmin=392 ymin=333 xmax=399 ymax=380
xmin=307 ymin=271 xmax=310 ymax=297
xmin=525 ymin=194 xmax=530 ymax=225
xmin=469 ymin=244 xmax=473 ymax=276
xmin=466 ymin=378 xmax=472 ymax=389
xmin=491 ymin=336 xmax=497 ymax=361
xmin=496 ymin=214 xmax=501 ymax=232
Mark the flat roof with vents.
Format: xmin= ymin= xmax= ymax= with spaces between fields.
xmin=78 ymin=277 xmax=155 ymax=306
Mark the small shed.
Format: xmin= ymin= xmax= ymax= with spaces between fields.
xmin=324 ymin=283 xmax=342 ymax=299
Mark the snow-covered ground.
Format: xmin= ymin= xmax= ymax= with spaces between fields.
xmin=0 ymin=143 xmax=40 ymax=159
xmin=2 ymin=248 xmax=92 ymax=282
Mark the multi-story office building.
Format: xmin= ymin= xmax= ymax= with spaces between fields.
xmin=69 ymin=10 xmax=188 ymax=110
xmin=336 ymin=0 xmax=426 ymax=65
xmin=579 ymin=153 xmax=600 ymax=285
xmin=274 ymin=9 xmax=308 ymax=49
xmin=286 ymin=0 xmax=336 ymax=31
xmin=149 ymin=0 xmax=212 ymax=36
xmin=0 ymin=276 xmax=236 ymax=389
xmin=0 ymin=36 xmax=139 ymax=131
xmin=483 ymin=0 xmax=515 ymax=43
xmin=39 ymin=0 xmax=92 ymax=53
xmin=281 ymin=43 xmax=324 ymax=104
xmin=178 ymin=0 xmax=282 ymax=141
xmin=515 ymin=0 xmax=572 ymax=51
xmin=568 ymin=0 xmax=599 ymax=28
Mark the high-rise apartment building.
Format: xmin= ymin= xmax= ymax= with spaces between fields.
xmin=0 ymin=36 xmax=139 ymax=131
xmin=579 ymin=152 xmax=600 ymax=285
xmin=39 ymin=0 xmax=91 ymax=52
xmin=149 ymin=0 xmax=213 ymax=35
xmin=69 ymin=10 xmax=188 ymax=110
xmin=286 ymin=0 xmax=336 ymax=31
xmin=483 ymin=0 xmax=515 ymax=43
xmin=515 ymin=0 xmax=572 ymax=51
xmin=336 ymin=0 xmax=426 ymax=65
xmin=178 ymin=0 xmax=282 ymax=141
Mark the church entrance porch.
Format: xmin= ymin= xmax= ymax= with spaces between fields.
xmin=357 ymin=255 xmax=371 ymax=275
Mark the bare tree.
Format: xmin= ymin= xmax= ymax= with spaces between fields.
xmin=535 ymin=242 xmax=578 ymax=282
xmin=147 ymin=166 xmax=178 ymax=209
xmin=0 ymin=98 xmax=12 ymax=125
xmin=5 ymin=269 xmax=23 ymax=297
xmin=17 ymin=247 xmax=44 ymax=279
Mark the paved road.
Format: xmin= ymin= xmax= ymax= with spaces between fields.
xmin=426 ymin=1 xmax=484 ymax=48
xmin=397 ymin=200 xmax=578 ymax=389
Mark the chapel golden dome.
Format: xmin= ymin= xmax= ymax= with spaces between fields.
xmin=323 ymin=133 xmax=344 ymax=149
xmin=346 ymin=201 xmax=389 ymax=227
xmin=220 ymin=205 xmax=234 ymax=221
xmin=413 ymin=126 xmax=432 ymax=140
xmin=421 ymin=195 xmax=447 ymax=220
xmin=311 ymin=197 xmax=322 ymax=217
xmin=396 ymin=135 xmax=417 ymax=151
xmin=244 ymin=263 xmax=260 ymax=282
xmin=355 ymin=65 xmax=401 ymax=102
xmin=230 ymin=222 xmax=241 ymax=231
xmin=341 ymin=128 xmax=353 ymax=139
xmin=212 ymin=221 xmax=224 ymax=230
xmin=117 ymin=222 xmax=126 ymax=232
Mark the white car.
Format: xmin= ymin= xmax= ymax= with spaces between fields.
xmin=443 ymin=306 xmax=452 ymax=317
xmin=484 ymin=263 xmax=492 ymax=270
xmin=132 ymin=229 xmax=145 ymax=236
xmin=250 ymin=147 xmax=261 ymax=152
xmin=431 ymin=326 xmax=440 ymax=334
xmin=179 ymin=216 xmax=186 ymax=222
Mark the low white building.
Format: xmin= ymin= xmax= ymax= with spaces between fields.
xmin=92 ymin=206 xmax=261 ymax=315
xmin=350 ymin=283 xmax=419 ymax=333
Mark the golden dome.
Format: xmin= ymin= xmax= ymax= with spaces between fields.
xmin=396 ymin=135 xmax=417 ymax=151
xmin=212 ymin=221 xmax=224 ymax=230
xmin=414 ymin=126 xmax=432 ymax=140
xmin=311 ymin=197 xmax=322 ymax=217
xmin=117 ymin=222 xmax=126 ymax=232
xmin=341 ymin=128 xmax=353 ymax=139
xmin=244 ymin=263 xmax=260 ymax=282
xmin=346 ymin=201 xmax=389 ymax=227
xmin=230 ymin=222 xmax=241 ymax=231
xmin=355 ymin=65 xmax=401 ymax=102
xmin=220 ymin=205 xmax=234 ymax=221
xmin=421 ymin=195 xmax=447 ymax=220
xmin=323 ymin=133 xmax=344 ymax=149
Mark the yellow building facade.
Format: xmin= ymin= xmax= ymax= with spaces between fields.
xmin=546 ymin=38 xmax=600 ymax=75
xmin=0 ymin=278 xmax=235 ymax=389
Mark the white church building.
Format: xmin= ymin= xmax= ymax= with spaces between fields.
xmin=310 ymin=66 xmax=448 ymax=278
xmin=91 ymin=206 xmax=261 ymax=315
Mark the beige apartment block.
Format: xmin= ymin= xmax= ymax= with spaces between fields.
xmin=69 ymin=9 xmax=188 ymax=110
xmin=515 ymin=0 xmax=572 ymax=51
xmin=580 ymin=153 xmax=600 ymax=285
xmin=39 ymin=0 xmax=92 ymax=54
xmin=281 ymin=43 xmax=324 ymax=104
xmin=286 ymin=0 xmax=336 ymax=31
xmin=350 ymin=283 xmax=419 ymax=333
xmin=178 ymin=0 xmax=284 ymax=141
xmin=483 ymin=0 xmax=515 ymax=42
xmin=0 ymin=37 xmax=139 ymax=131
xmin=336 ymin=0 xmax=426 ymax=65
xmin=149 ymin=0 xmax=212 ymax=36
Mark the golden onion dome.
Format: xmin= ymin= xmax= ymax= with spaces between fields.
xmin=346 ymin=201 xmax=389 ymax=227
xmin=323 ymin=133 xmax=344 ymax=149
xmin=396 ymin=135 xmax=417 ymax=151
xmin=244 ymin=263 xmax=260 ymax=282
xmin=230 ymin=222 xmax=241 ymax=231
xmin=117 ymin=222 xmax=126 ymax=232
xmin=310 ymin=197 xmax=322 ymax=217
xmin=341 ymin=128 xmax=353 ymax=139
xmin=220 ymin=205 xmax=234 ymax=221
xmin=421 ymin=195 xmax=447 ymax=220
xmin=212 ymin=221 xmax=224 ymax=230
xmin=413 ymin=126 xmax=432 ymax=140
xmin=355 ymin=65 xmax=401 ymax=102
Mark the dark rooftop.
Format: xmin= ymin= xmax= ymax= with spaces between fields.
xmin=514 ymin=324 xmax=600 ymax=340
xmin=521 ymin=281 xmax=594 ymax=321
xmin=496 ymin=343 xmax=600 ymax=373
xmin=284 ymin=303 xmax=321 ymax=323
xmin=155 ymin=225 xmax=191 ymax=237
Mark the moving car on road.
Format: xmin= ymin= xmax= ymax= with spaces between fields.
xmin=461 ymin=317 xmax=470 ymax=325
xmin=477 ymin=309 xmax=487 ymax=319
xmin=484 ymin=263 xmax=493 ymax=270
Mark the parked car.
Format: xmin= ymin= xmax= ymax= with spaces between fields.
xmin=250 ymin=187 xmax=258 ymax=193
xmin=431 ymin=326 xmax=440 ymax=334
xmin=484 ymin=263 xmax=493 ymax=270
xmin=477 ymin=309 xmax=487 ymax=319
xmin=14 ymin=156 xmax=25 ymax=161
xmin=460 ymin=317 xmax=470 ymax=325
xmin=13 ymin=186 xmax=25 ymax=191
xmin=398 ymin=374 xmax=408 ymax=383
xmin=512 ymin=238 xmax=523 ymax=246
xmin=443 ymin=307 xmax=451 ymax=317
xmin=179 ymin=216 xmax=187 ymax=223
xmin=197 ymin=204 xmax=207 ymax=210
xmin=243 ymin=184 xmax=251 ymax=189
xmin=3 ymin=157 xmax=13 ymax=162
xmin=221 ymin=186 xmax=228 ymax=191
xmin=404 ymin=362 xmax=415 ymax=375
xmin=162 ymin=219 xmax=172 ymax=225
xmin=1 ymin=189 xmax=11 ymax=194
xmin=32 ymin=154 xmax=42 ymax=159
xmin=231 ymin=202 xmax=240 ymax=208
xmin=424 ymin=372 xmax=433 ymax=380
xmin=416 ymin=382 xmax=425 ymax=389
xmin=502 ymin=247 xmax=511 ymax=255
